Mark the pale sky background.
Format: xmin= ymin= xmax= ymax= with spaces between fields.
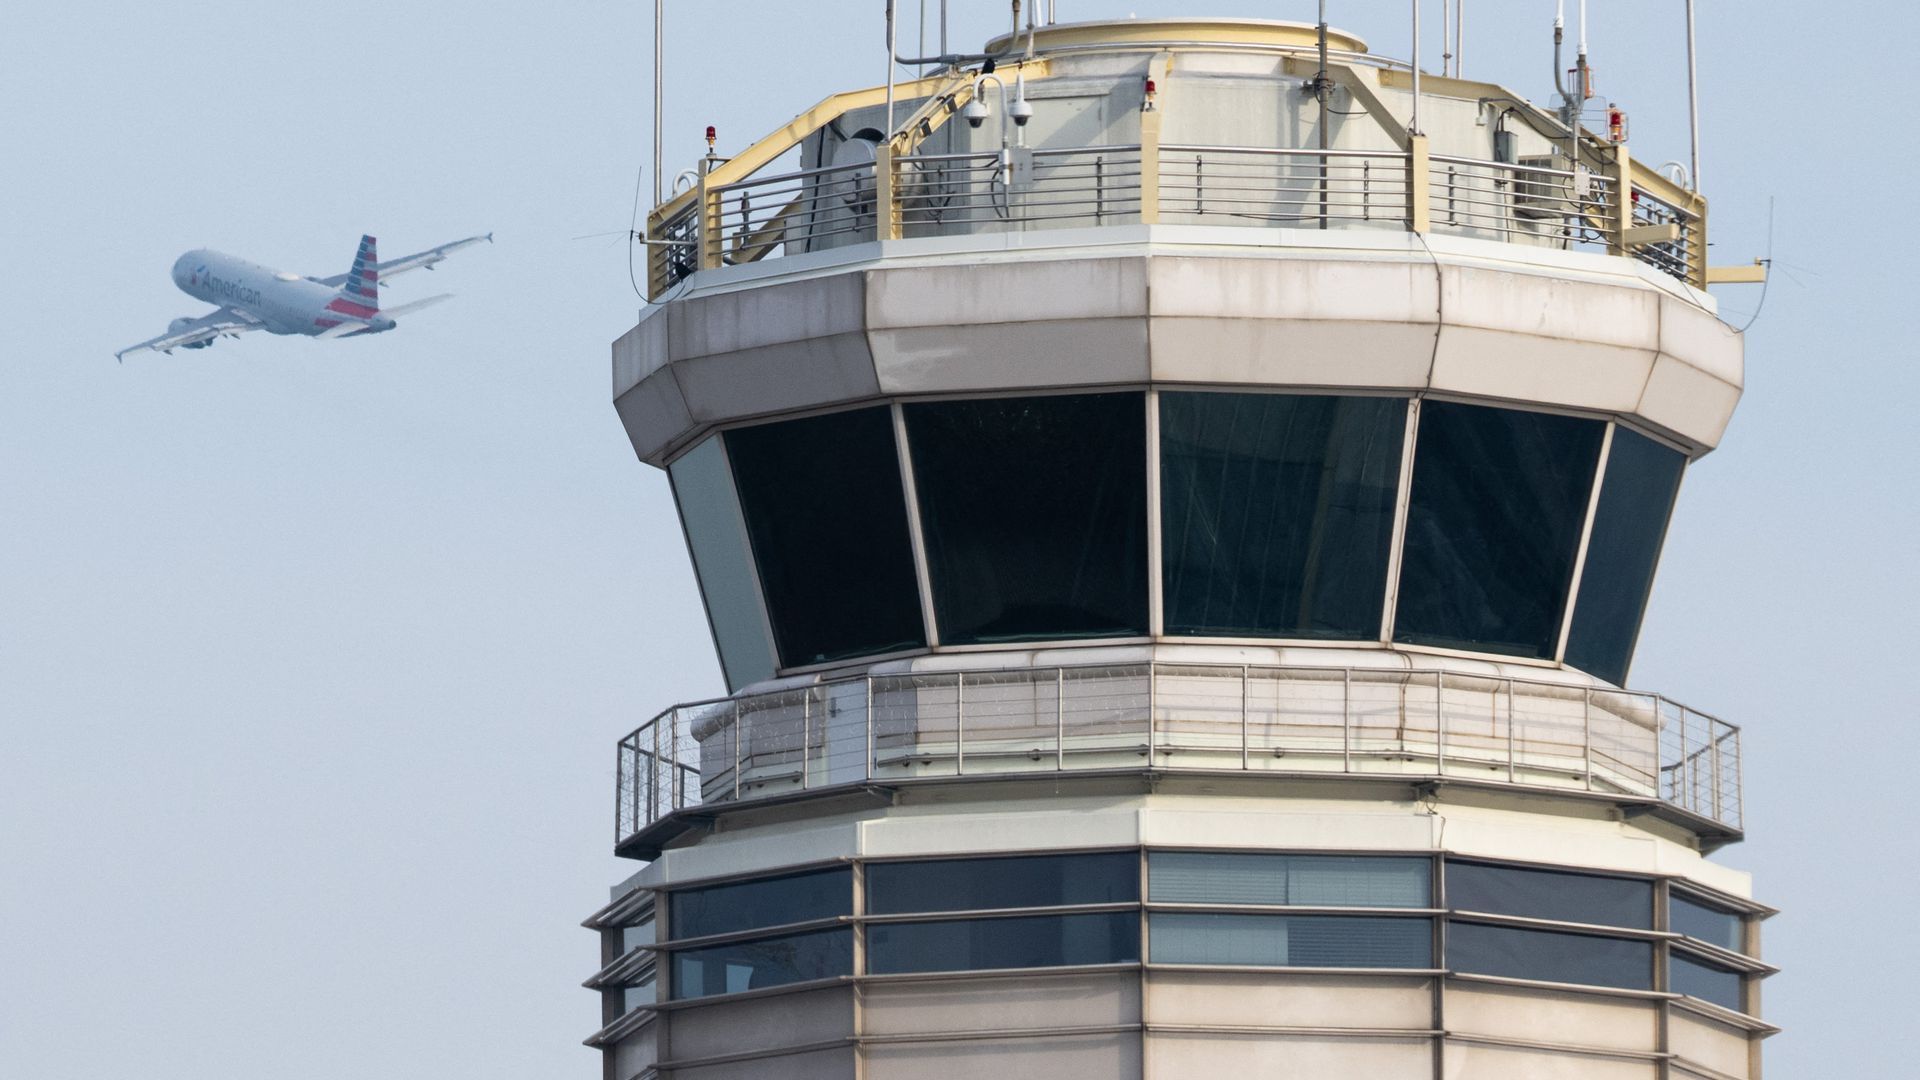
xmin=1 ymin=1 xmax=1911 ymax=1076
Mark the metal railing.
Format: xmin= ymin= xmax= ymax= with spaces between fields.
xmin=617 ymin=662 xmax=1743 ymax=846
xmin=898 ymin=145 xmax=1145 ymax=233
xmin=707 ymin=159 xmax=882 ymax=266
xmin=655 ymin=138 xmax=1693 ymax=296
xmin=1159 ymin=145 xmax=1411 ymax=229
xmin=1629 ymin=183 xmax=1704 ymax=284
xmin=1428 ymin=153 xmax=1616 ymax=248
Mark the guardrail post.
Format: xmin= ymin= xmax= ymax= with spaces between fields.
xmin=1138 ymin=92 xmax=1162 ymax=224
xmin=665 ymin=710 xmax=678 ymax=812
xmin=1732 ymin=727 xmax=1744 ymax=827
xmin=732 ymin=700 xmax=743 ymax=801
xmin=1240 ymin=665 xmax=1250 ymax=770
xmin=1505 ymin=680 xmax=1516 ymax=783
xmin=873 ymin=144 xmax=902 ymax=241
xmin=955 ymin=673 xmax=965 ymax=775
xmin=1147 ymin=663 xmax=1158 ymax=762
xmin=1583 ymin=688 xmax=1595 ymax=791
xmin=1606 ymin=145 xmax=1633 ymax=257
xmin=1342 ymin=668 xmax=1352 ymax=773
xmin=1689 ymin=197 xmax=1709 ymax=289
xmin=1674 ymin=699 xmax=1687 ymax=807
xmin=1408 ymin=134 xmax=1431 ymax=233
xmin=1435 ymin=672 xmax=1446 ymax=778
xmin=1056 ymin=668 xmax=1066 ymax=771
xmin=802 ymin=690 xmax=812 ymax=790
xmin=639 ymin=729 xmax=652 ymax=828
xmin=1711 ymin=723 xmax=1724 ymax=822
xmin=865 ymin=675 xmax=876 ymax=782
xmin=697 ymin=173 xmax=722 ymax=271
xmin=645 ymin=208 xmax=668 ymax=299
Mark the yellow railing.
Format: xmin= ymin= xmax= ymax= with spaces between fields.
xmin=646 ymin=63 xmax=1708 ymax=299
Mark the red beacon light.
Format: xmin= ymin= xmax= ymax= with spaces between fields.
xmin=705 ymin=125 xmax=717 ymax=150
xmin=1142 ymin=77 xmax=1158 ymax=112
xmin=1607 ymin=106 xmax=1628 ymax=144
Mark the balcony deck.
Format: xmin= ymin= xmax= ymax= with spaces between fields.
xmin=616 ymin=660 xmax=1743 ymax=857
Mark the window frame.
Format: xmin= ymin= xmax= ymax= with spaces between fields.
xmin=722 ymin=403 xmax=931 ymax=668
xmin=901 ymin=388 xmax=1154 ymax=647
xmin=615 ymin=851 xmax=1766 ymax=1012
xmin=663 ymin=393 xmax=1697 ymax=686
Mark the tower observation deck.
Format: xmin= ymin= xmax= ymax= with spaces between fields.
xmin=586 ymin=14 xmax=1771 ymax=1080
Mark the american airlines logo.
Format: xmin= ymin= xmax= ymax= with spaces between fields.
xmin=200 ymin=271 xmax=261 ymax=306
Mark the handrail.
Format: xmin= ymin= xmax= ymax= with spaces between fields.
xmin=644 ymin=56 xmax=1708 ymax=298
xmin=615 ymin=661 xmax=1744 ymax=848
xmin=645 ymin=72 xmax=962 ymax=229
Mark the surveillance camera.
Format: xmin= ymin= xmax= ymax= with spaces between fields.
xmin=1011 ymin=100 xmax=1034 ymax=127
xmin=963 ymin=99 xmax=989 ymax=129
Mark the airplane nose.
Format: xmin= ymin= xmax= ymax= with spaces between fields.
xmin=171 ymin=250 xmax=208 ymax=288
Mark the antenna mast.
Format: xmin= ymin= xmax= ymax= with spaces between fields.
xmin=652 ymin=0 xmax=663 ymax=206
xmin=1686 ymin=0 xmax=1702 ymax=189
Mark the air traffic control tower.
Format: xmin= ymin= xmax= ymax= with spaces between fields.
xmin=586 ymin=14 xmax=1772 ymax=1079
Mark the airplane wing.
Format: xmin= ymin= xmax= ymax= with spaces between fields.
xmin=114 ymin=307 xmax=262 ymax=361
xmin=316 ymin=232 xmax=492 ymax=286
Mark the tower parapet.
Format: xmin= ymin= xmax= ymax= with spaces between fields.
xmin=590 ymin=17 xmax=1770 ymax=1080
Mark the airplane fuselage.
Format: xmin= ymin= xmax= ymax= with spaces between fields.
xmin=171 ymin=250 xmax=394 ymax=337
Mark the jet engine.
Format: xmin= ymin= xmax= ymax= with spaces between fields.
xmin=169 ymin=317 xmax=214 ymax=348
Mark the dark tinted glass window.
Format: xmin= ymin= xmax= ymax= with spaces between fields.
xmin=670 ymin=927 xmax=852 ymax=999
xmin=1670 ymin=893 xmax=1745 ymax=953
xmin=866 ymin=912 xmax=1139 ymax=974
xmin=1395 ymin=402 xmax=1604 ymax=658
xmin=1446 ymin=861 xmax=1651 ymax=929
xmin=725 ymin=407 xmax=926 ymax=666
xmin=867 ymin=852 xmax=1138 ymax=915
xmin=1449 ymin=921 xmax=1651 ymax=990
xmin=904 ymin=394 xmax=1148 ymax=644
xmin=670 ymin=867 xmax=851 ymax=939
xmin=1151 ymin=913 xmax=1432 ymax=968
xmin=1149 ymin=852 xmax=1429 ymax=907
xmin=1671 ymin=951 xmax=1746 ymax=1011
xmin=669 ymin=439 xmax=778 ymax=689
xmin=1564 ymin=427 xmax=1687 ymax=684
xmin=1160 ymin=393 xmax=1405 ymax=640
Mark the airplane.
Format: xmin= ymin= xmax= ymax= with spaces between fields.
xmin=116 ymin=232 xmax=491 ymax=361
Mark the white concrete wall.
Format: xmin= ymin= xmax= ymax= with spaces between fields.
xmin=615 ymin=236 xmax=1740 ymax=469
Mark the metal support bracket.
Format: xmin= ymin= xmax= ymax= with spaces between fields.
xmin=1623 ymin=223 xmax=1681 ymax=246
xmin=1706 ymin=261 xmax=1769 ymax=284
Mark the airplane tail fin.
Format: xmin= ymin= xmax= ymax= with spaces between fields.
xmin=340 ymin=234 xmax=380 ymax=313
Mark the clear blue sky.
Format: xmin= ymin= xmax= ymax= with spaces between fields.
xmin=2 ymin=2 xmax=1909 ymax=1076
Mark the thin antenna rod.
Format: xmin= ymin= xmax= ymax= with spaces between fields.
xmin=1442 ymin=0 xmax=1451 ymax=77
xmin=1686 ymin=0 xmax=1701 ymax=189
xmin=1455 ymin=0 xmax=1464 ymax=77
xmin=1410 ymin=0 xmax=1422 ymax=135
xmin=886 ymin=0 xmax=898 ymax=135
xmin=652 ymin=0 xmax=663 ymax=206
